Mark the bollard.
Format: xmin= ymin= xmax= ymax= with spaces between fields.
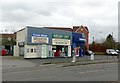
xmin=72 ymin=50 xmax=76 ymax=63
xmin=117 ymin=53 xmax=120 ymax=59
xmin=90 ymin=53 xmax=94 ymax=61
xmin=72 ymin=48 xmax=77 ymax=63
xmin=107 ymin=54 xmax=108 ymax=59
xmin=72 ymin=55 xmax=76 ymax=63
xmin=49 ymin=51 xmax=51 ymax=63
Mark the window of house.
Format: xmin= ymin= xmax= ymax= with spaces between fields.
xmin=31 ymin=48 xmax=33 ymax=53
xmin=27 ymin=49 xmax=29 ymax=53
xmin=34 ymin=48 xmax=37 ymax=53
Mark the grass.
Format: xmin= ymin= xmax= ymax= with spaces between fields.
xmin=94 ymin=52 xmax=106 ymax=55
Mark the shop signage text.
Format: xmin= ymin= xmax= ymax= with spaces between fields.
xmin=32 ymin=34 xmax=48 ymax=37
xmin=32 ymin=34 xmax=48 ymax=43
xmin=52 ymin=39 xmax=70 ymax=45
xmin=52 ymin=34 xmax=70 ymax=45
xmin=52 ymin=34 xmax=70 ymax=39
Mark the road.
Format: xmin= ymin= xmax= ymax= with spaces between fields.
xmin=2 ymin=62 xmax=118 ymax=81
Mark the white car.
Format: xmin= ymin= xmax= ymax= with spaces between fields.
xmin=115 ymin=50 xmax=120 ymax=53
xmin=106 ymin=49 xmax=118 ymax=55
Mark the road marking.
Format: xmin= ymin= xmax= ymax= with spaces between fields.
xmin=78 ymin=70 xmax=105 ymax=74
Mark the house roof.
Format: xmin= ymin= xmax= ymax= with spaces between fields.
xmin=73 ymin=26 xmax=89 ymax=32
xmin=13 ymin=28 xmax=25 ymax=34
xmin=84 ymin=26 xmax=89 ymax=32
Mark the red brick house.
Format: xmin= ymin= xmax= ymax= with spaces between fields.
xmin=44 ymin=25 xmax=89 ymax=50
xmin=73 ymin=26 xmax=89 ymax=50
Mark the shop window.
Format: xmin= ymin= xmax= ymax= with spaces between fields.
xmin=34 ymin=48 xmax=37 ymax=53
xmin=27 ymin=49 xmax=29 ymax=53
xmin=31 ymin=48 xmax=33 ymax=53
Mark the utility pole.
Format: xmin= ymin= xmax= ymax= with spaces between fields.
xmin=93 ymin=37 xmax=95 ymax=43
xmin=112 ymin=32 xmax=114 ymax=49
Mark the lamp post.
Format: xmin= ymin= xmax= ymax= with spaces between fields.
xmin=93 ymin=37 xmax=94 ymax=43
xmin=112 ymin=32 xmax=115 ymax=50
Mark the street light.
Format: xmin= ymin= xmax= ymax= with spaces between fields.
xmin=93 ymin=37 xmax=95 ymax=43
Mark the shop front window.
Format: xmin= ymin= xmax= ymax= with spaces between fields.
xmin=52 ymin=46 xmax=68 ymax=57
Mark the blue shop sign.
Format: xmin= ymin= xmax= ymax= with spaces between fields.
xmin=73 ymin=37 xmax=86 ymax=42
xmin=79 ymin=38 xmax=86 ymax=42
xmin=32 ymin=34 xmax=48 ymax=37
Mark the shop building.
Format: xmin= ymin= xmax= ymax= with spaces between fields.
xmin=72 ymin=32 xmax=86 ymax=57
xmin=14 ymin=26 xmax=72 ymax=58
xmin=45 ymin=25 xmax=89 ymax=51
xmin=73 ymin=26 xmax=89 ymax=51
xmin=0 ymin=33 xmax=16 ymax=55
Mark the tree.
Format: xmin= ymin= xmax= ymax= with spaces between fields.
xmin=115 ymin=42 xmax=120 ymax=50
xmin=104 ymin=34 xmax=116 ymax=49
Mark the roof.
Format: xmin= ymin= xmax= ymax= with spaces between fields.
xmin=0 ymin=33 xmax=14 ymax=35
xmin=73 ymin=26 xmax=89 ymax=32
xmin=44 ymin=27 xmax=73 ymax=32
xmin=84 ymin=26 xmax=89 ymax=32
xmin=13 ymin=28 xmax=25 ymax=34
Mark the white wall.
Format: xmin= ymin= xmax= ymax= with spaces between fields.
xmin=14 ymin=28 xmax=26 ymax=57
xmin=24 ymin=45 xmax=37 ymax=58
xmin=16 ymin=29 xmax=26 ymax=45
xmin=14 ymin=45 xmax=19 ymax=57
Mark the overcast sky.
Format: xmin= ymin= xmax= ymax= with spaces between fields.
xmin=0 ymin=0 xmax=119 ymax=43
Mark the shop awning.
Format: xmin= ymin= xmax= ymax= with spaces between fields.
xmin=79 ymin=38 xmax=86 ymax=42
xmin=73 ymin=38 xmax=86 ymax=43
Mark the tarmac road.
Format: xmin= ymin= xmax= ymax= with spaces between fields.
xmin=2 ymin=62 xmax=118 ymax=81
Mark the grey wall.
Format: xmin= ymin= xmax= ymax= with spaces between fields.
xmin=26 ymin=26 xmax=72 ymax=45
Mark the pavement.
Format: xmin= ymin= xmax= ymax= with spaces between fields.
xmin=61 ymin=59 xmax=118 ymax=67
xmin=1 ymin=55 xmax=119 ymax=68
xmin=1 ymin=55 xmax=119 ymax=81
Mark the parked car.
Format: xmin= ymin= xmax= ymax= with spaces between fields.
xmin=1 ymin=49 xmax=7 ymax=56
xmin=115 ymin=50 xmax=120 ymax=53
xmin=106 ymin=49 xmax=118 ymax=55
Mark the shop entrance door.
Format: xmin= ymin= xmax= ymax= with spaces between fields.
xmin=52 ymin=46 xmax=68 ymax=57
xmin=19 ymin=46 xmax=24 ymax=56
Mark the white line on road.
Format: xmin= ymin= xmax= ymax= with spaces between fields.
xmin=78 ymin=70 xmax=105 ymax=74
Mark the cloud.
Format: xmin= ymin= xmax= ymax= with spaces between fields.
xmin=0 ymin=0 xmax=119 ymax=43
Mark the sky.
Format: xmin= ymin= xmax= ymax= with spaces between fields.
xmin=0 ymin=0 xmax=119 ymax=43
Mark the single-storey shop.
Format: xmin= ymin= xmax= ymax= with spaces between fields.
xmin=14 ymin=26 xmax=85 ymax=58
